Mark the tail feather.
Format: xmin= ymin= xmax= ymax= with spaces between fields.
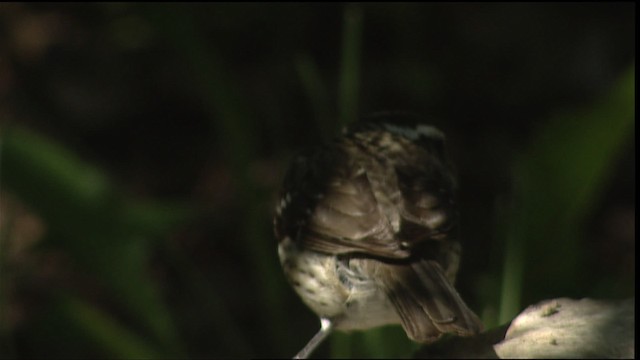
xmin=377 ymin=259 xmax=483 ymax=343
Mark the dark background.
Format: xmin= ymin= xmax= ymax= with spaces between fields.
xmin=0 ymin=3 xmax=634 ymax=358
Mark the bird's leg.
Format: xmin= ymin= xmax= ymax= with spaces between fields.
xmin=293 ymin=318 xmax=333 ymax=359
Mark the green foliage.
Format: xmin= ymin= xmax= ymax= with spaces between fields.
xmin=338 ymin=4 xmax=364 ymax=129
xmin=0 ymin=3 xmax=633 ymax=359
xmin=56 ymin=294 xmax=162 ymax=359
xmin=295 ymin=53 xmax=334 ymax=141
xmin=143 ymin=5 xmax=291 ymax=355
xmin=498 ymin=66 xmax=635 ymax=323
xmin=1 ymin=127 xmax=190 ymax=357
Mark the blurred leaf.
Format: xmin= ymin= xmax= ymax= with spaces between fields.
xmin=330 ymin=326 xmax=419 ymax=359
xmin=161 ymin=237 xmax=253 ymax=357
xmin=1 ymin=127 xmax=113 ymax=222
xmin=295 ymin=53 xmax=334 ymax=140
xmin=360 ymin=326 xmax=419 ymax=358
xmin=0 ymin=126 xmax=187 ymax=356
xmin=499 ymin=64 xmax=635 ymax=323
xmin=122 ymin=200 xmax=196 ymax=238
xmin=338 ymin=4 xmax=363 ymax=128
xmin=330 ymin=331 xmax=352 ymax=358
xmin=57 ymin=294 xmax=162 ymax=359
xmin=143 ymin=5 xmax=289 ymax=355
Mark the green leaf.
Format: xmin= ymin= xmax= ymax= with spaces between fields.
xmin=0 ymin=126 xmax=185 ymax=355
xmin=499 ymin=64 xmax=635 ymax=323
xmin=338 ymin=4 xmax=363 ymax=128
xmin=57 ymin=294 xmax=162 ymax=359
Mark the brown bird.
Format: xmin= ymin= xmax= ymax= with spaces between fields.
xmin=274 ymin=113 xmax=483 ymax=358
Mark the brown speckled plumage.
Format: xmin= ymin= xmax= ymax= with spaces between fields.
xmin=274 ymin=114 xmax=482 ymax=357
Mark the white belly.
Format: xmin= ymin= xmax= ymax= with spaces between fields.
xmin=278 ymin=237 xmax=401 ymax=331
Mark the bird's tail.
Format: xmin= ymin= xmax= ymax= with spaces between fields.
xmin=375 ymin=258 xmax=483 ymax=342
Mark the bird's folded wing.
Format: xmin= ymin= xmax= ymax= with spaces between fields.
xmin=303 ymin=167 xmax=410 ymax=258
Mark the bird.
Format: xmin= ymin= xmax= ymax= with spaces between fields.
xmin=273 ymin=112 xmax=483 ymax=358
